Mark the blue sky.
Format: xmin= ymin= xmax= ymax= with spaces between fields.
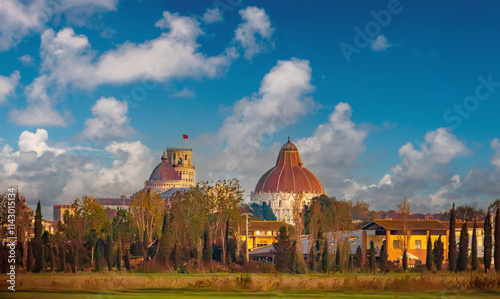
xmin=1 ymin=0 xmax=500 ymax=218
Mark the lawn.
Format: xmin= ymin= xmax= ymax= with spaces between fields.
xmin=1 ymin=272 xmax=499 ymax=298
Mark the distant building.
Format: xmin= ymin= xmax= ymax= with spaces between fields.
xmin=143 ymin=148 xmax=196 ymax=195
xmin=241 ymin=221 xmax=289 ymax=250
xmin=361 ymin=219 xmax=485 ymax=266
xmin=53 ymin=204 xmax=74 ymax=223
xmin=251 ymin=138 xmax=325 ymax=224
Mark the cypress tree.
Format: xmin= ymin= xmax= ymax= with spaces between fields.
xmin=272 ymin=226 xmax=292 ymax=272
xmin=355 ymin=245 xmax=362 ymax=269
xmin=484 ymin=208 xmax=492 ymax=273
xmin=60 ymin=245 xmax=66 ymax=272
xmin=379 ymin=240 xmax=388 ymax=273
xmin=202 ymin=225 xmax=212 ymax=262
xmin=33 ymin=201 xmax=43 ymax=273
xmin=369 ymin=241 xmax=376 ymax=273
xmin=321 ymin=238 xmax=329 ymax=273
xmin=402 ymin=248 xmax=408 ymax=271
xmin=124 ymin=248 xmax=131 ymax=271
xmin=471 ymin=219 xmax=478 ymax=271
xmin=106 ymin=235 xmax=113 ymax=271
xmin=116 ymin=234 xmax=122 ymax=271
xmin=49 ymin=246 xmax=55 ymax=272
xmin=335 ymin=244 xmax=341 ymax=272
xmin=426 ymin=235 xmax=433 ymax=271
xmin=495 ymin=207 xmax=500 ymax=271
xmin=457 ymin=221 xmax=468 ymax=272
xmin=433 ymin=236 xmax=444 ymax=271
xmin=448 ymin=203 xmax=457 ymax=272
xmin=27 ymin=241 xmax=33 ymax=272
xmin=308 ymin=244 xmax=316 ymax=271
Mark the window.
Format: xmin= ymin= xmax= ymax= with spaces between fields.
xmin=266 ymin=231 xmax=272 ymax=236
xmin=393 ymin=240 xmax=400 ymax=249
xmin=255 ymin=231 xmax=260 ymax=236
xmin=415 ymin=240 xmax=421 ymax=249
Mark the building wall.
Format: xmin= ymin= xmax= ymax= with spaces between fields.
xmin=250 ymin=191 xmax=321 ymax=224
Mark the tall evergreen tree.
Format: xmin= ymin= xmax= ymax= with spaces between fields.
xmin=369 ymin=241 xmax=376 ymax=273
xmin=484 ymin=208 xmax=492 ymax=273
xmin=355 ymin=245 xmax=362 ymax=269
xmin=379 ymin=240 xmax=388 ymax=273
xmin=262 ymin=202 xmax=277 ymax=221
xmin=471 ymin=219 xmax=478 ymax=271
xmin=457 ymin=221 xmax=469 ymax=272
xmin=26 ymin=241 xmax=33 ymax=272
xmin=272 ymin=226 xmax=292 ymax=272
xmin=402 ymin=248 xmax=408 ymax=271
xmin=116 ymin=233 xmax=122 ymax=271
xmin=202 ymin=225 xmax=212 ymax=262
xmin=495 ymin=207 xmax=500 ymax=271
xmin=448 ymin=203 xmax=457 ymax=272
xmin=433 ymin=236 xmax=444 ymax=271
xmin=335 ymin=244 xmax=341 ymax=272
xmin=106 ymin=235 xmax=113 ymax=271
xmin=426 ymin=236 xmax=433 ymax=271
xmin=308 ymin=243 xmax=316 ymax=271
xmin=32 ymin=201 xmax=43 ymax=273
xmin=321 ymin=238 xmax=329 ymax=273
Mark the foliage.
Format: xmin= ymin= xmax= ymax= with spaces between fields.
xmin=355 ymin=245 xmax=362 ymax=269
xmin=483 ymin=208 xmax=492 ymax=273
xmin=130 ymin=189 xmax=164 ymax=251
xmin=272 ymin=225 xmax=292 ymax=273
xmin=448 ymin=203 xmax=457 ymax=272
xmin=321 ymin=238 xmax=329 ymax=273
xmin=249 ymin=202 xmax=276 ymax=221
xmin=495 ymin=206 xmax=500 ymax=271
xmin=457 ymin=221 xmax=469 ymax=272
xmin=380 ymin=240 xmax=388 ymax=273
xmin=397 ymin=198 xmax=411 ymax=253
xmin=369 ymin=240 xmax=376 ymax=273
xmin=32 ymin=201 xmax=43 ymax=273
xmin=402 ymin=249 xmax=408 ymax=271
xmin=426 ymin=236 xmax=433 ymax=271
xmin=471 ymin=219 xmax=478 ymax=271
xmin=433 ymin=236 xmax=444 ymax=271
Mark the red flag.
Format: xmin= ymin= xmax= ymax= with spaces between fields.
xmin=183 ymin=134 xmax=188 ymax=139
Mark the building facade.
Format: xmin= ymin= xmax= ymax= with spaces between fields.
xmin=143 ymin=148 xmax=196 ymax=194
xmin=251 ymin=138 xmax=325 ymax=224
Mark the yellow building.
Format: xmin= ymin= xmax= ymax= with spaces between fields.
xmin=361 ymin=219 xmax=485 ymax=266
xmin=241 ymin=221 xmax=288 ymax=250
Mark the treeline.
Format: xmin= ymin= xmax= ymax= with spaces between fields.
xmin=0 ymin=180 xmax=247 ymax=273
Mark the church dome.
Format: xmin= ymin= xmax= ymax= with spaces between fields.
xmin=254 ymin=139 xmax=324 ymax=194
xmin=149 ymin=154 xmax=180 ymax=181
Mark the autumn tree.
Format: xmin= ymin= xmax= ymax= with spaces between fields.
xmin=397 ymin=198 xmax=411 ymax=261
xmin=448 ymin=203 xmax=457 ymax=272
xmin=484 ymin=208 xmax=492 ymax=273
xmin=457 ymin=221 xmax=468 ymax=272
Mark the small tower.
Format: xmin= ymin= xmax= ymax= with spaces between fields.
xmin=167 ymin=147 xmax=196 ymax=186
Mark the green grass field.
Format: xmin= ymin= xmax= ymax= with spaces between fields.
xmin=1 ymin=272 xmax=499 ymax=298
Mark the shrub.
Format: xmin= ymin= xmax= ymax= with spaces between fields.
xmin=235 ymin=273 xmax=252 ymax=289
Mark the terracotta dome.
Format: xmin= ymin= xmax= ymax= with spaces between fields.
xmin=149 ymin=154 xmax=180 ymax=181
xmin=254 ymin=139 xmax=324 ymax=194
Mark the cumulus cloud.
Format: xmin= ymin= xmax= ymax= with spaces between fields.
xmin=371 ymin=35 xmax=392 ymax=51
xmin=19 ymin=54 xmax=34 ymax=65
xmin=81 ymin=97 xmax=135 ymax=142
xmin=0 ymin=128 xmax=156 ymax=218
xmin=491 ymin=138 xmax=500 ymax=169
xmin=234 ymin=6 xmax=274 ymax=60
xmin=297 ymin=102 xmax=368 ymax=174
xmin=169 ymin=88 xmax=195 ymax=98
xmin=0 ymin=0 xmax=119 ymax=52
xmin=344 ymin=127 xmax=469 ymax=211
xmin=0 ymin=70 xmax=20 ymax=104
xmin=9 ymin=75 xmax=71 ymax=126
xmin=202 ymin=8 xmax=222 ymax=23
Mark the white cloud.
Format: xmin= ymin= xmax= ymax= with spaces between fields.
xmin=81 ymin=97 xmax=135 ymax=142
xmin=0 ymin=70 xmax=20 ymax=104
xmin=19 ymin=54 xmax=34 ymax=65
xmin=371 ymin=35 xmax=392 ymax=52
xmin=9 ymin=75 xmax=71 ymax=126
xmin=297 ymin=102 xmax=368 ymax=172
xmin=234 ymin=6 xmax=273 ymax=60
xmin=491 ymin=138 xmax=500 ymax=169
xmin=219 ymin=58 xmax=314 ymax=150
xmin=169 ymin=88 xmax=195 ymax=98
xmin=0 ymin=128 xmax=156 ymax=218
xmin=18 ymin=128 xmax=65 ymax=157
xmin=0 ymin=0 xmax=119 ymax=52
xmin=202 ymin=8 xmax=222 ymax=23
xmin=429 ymin=174 xmax=461 ymax=209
